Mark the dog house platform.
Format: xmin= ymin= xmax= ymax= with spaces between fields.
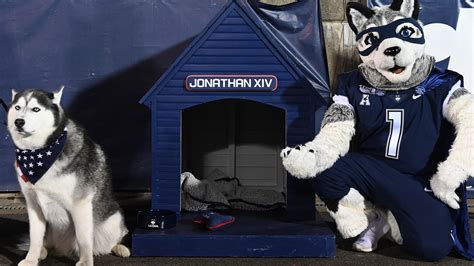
xmin=134 ymin=0 xmax=335 ymax=257
xmin=133 ymin=211 xmax=334 ymax=257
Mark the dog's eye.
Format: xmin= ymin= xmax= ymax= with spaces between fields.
xmin=399 ymin=26 xmax=414 ymax=38
xmin=32 ymin=107 xmax=41 ymax=112
xmin=14 ymin=105 xmax=21 ymax=110
xmin=364 ymin=33 xmax=379 ymax=45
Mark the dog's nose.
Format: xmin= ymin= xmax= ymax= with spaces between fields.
xmin=384 ymin=46 xmax=401 ymax=56
xmin=15 ymin=119 xmax=25 ymax=129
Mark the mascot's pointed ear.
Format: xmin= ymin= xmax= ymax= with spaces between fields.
xmin=52 ymin=86 xmax=64 ymax=105
xmin=346 ymin=2 xmax=375 ymax=34
xmin=11 ymin=89 xmax=18 ymax=102
xmin=390 ymin=0 xmax=420 ymax=19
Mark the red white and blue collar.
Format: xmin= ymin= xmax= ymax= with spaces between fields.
xmin=15 ymin=129 xmax=67 ymax=184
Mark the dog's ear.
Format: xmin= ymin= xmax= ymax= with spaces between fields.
xmin=52 ymin=86 xmax=64 ymax=105
xmin=346 ymin=2 xmax=375 ymax=34
xmin=389 ymin=0 xmax=420 ymax=19
xmin=11 ymin=89 xmax=18 ymax=102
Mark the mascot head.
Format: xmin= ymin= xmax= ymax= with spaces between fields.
xmin=346 ymin=0 xmax=435 ymax=90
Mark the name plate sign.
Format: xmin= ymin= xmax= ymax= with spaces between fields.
xmin=185 ymin=74 xmax=278 ymax=92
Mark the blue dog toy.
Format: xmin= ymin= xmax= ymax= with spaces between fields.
xmin=192 ymin=211 xmax=235 ymax=230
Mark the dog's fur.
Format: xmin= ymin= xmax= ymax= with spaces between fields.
xmin=281 ymin=0 xmax=472 ymax=250
xmin=7 ymin=88 xmax=129 ymax=266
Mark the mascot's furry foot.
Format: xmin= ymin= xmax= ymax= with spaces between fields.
xmin=386 ymin=210 xmax=403 ymax=245
xmin=353 ymin=210 xmax=390 ymax=252
xmin=327 ymin=188 xmax=371 ymax=238
xmin=326 ymin=188 xmax=403 ymax=247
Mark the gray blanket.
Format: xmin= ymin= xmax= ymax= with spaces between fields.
xmin=180 ymin=170 xmax=286 ymax=212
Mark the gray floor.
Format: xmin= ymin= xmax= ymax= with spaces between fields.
xmin=1 ymin=199 xmax=473 ymax=265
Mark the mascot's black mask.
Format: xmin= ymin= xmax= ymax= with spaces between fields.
xmin=356 ymin=17 xmax=425 ymax=56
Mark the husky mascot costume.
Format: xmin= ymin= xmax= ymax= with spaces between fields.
xmin=281 ymin=0 xmax=474 ymax=261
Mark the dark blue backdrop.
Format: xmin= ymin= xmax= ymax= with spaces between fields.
xmin=0 ymin=0 xmax=228 ymax=191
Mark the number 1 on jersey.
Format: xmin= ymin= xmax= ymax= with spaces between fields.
xmin=385 ymin=109 xmax=404 ymax=159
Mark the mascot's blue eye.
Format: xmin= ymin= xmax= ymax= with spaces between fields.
xmin=32 ymin=107 xmax=41 ymax=112
xmin=364 ymin=33 xmax=379 ymax=45
xmin=15 ymin=105 xmax=20 ymax=110
xmin=399 ymin=26 xmax=414 ymax=38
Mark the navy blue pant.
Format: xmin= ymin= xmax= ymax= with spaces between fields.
xmin=312 ymin=153 xmax=459 ymax=261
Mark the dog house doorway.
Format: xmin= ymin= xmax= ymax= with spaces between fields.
xmin=182 ymin=99 xmax=286 ymax=198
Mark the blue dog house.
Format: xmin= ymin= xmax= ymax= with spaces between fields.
xmin=133 ymin=0 xmax=335 ymax=257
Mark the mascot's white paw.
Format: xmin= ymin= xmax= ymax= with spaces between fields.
xmin=430 ymin=173 xmax=460 ymax=209
xmin=280 ymin=145 xmax=321 ymax=179
xmin=18 ymin=259 xmax=38 ymax=266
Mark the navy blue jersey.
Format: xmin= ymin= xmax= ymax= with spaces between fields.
xmin=334 ymin=68 xmax=463 ymax=176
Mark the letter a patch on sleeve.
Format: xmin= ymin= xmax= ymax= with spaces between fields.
xmin=360 ymin=94 xmax=371 ymax=106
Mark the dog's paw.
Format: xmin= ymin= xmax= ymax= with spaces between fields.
xmin=75 ymin=259 xmax=93 ymax=266
xmin=430 ymin=174 xmax=460 ymax=209
xmin=280 ymin=145 xmax=319 ymax=179
xmin=18 ymin=259 xmax=38 ymax=266
xmin=39 ymin=247 xmax=48 ymax=261
xmin=112 ymin=244 xmax=130 ymax=258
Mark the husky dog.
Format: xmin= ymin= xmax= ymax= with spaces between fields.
xmin=281 ymin=0 xmax=473 ymax=260
xmin=7 ymin=87 xmax=130 ymax=266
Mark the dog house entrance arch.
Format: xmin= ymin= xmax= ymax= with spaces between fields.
xmin=182 ymin=99 xmax=286 ymax=194
xmin=146 ymin=89 xmax=320 ymax=220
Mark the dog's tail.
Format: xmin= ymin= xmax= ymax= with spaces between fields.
xmin=111 ymin=244 xmax=130 ymax=257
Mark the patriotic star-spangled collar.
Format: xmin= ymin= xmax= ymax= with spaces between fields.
xmin=15 ymin=129 xmax=67 ymax=184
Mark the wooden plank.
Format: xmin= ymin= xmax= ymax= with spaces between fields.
xmin=221 ymin=17 xmax=246 ymax=25
xmin=208 ymin=33 xmax=260 ymax=41
xmin=156 ymin=156 xmax=180 ymax=166
xmin=202 ymin=167 xmax=231 ymax=179
xmin=214 ymin=25 xmax=254 ymax=33
xmin=186 ymin=55 xmax=280 ymax=64
xmin=194 ymin=48 xmax=273 ymax=56
xmin=235 ymin=168 xmax=278 ymax=186
xmin=236 ymin=144 xmax=279 ymax=154
xmin=201 ymin=40 xmax=266 ymax=49
xmin=322 ymin=22 xmax=360 ymax=92
xmin=171 ymin=71 xmax=295 ymax=80
xmin=156 ymin=127 xmax=179 ymax=135
xmin=181 ymin=64 xmax=287 ymax=72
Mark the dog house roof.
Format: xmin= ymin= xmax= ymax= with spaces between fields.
xmin=140 ymin=0 xmax=328 ymax=107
